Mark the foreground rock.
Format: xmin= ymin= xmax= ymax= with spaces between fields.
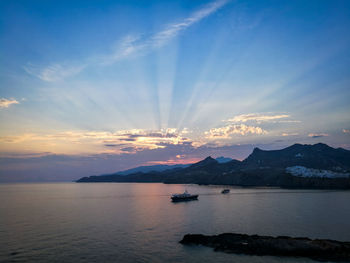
xmin=180 ymin=233 xmax=350 ymax=262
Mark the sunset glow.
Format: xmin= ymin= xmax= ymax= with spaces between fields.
xmin=1 ymin=0 xmax=350 ymax=181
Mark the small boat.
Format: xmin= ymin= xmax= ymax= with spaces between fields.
xmin=171 ymin=190 xmax=198 ymax=202
xmin=221 ymin=189 xmax=230 ymax=194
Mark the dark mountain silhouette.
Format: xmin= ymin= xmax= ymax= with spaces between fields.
xmin=215 ymin=156 xmax=233 ymax=163
xmin=189 ymin=156 xmax=217 ymax=168
xmin=77 ymin=143 xmax=350 ymax=189
xmin=243 ymin=143 xmax=350 ymax=170
xmin=87 ymin=157 xmax=230 ymax=177
xmin=106 ymin=163 xmax=190 ymax=176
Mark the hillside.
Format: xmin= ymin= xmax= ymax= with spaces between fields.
xmin=77 ymin=143 xmax=350 ymax=189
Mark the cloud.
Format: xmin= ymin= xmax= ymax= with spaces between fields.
xmin=149 ymin=0 xmax=228 ymax=47
xmin=146 ymin=157 xmax=201 ymax=165
xmin=308 ymin=133 xmax=329 ymax=138
xmin=205 ymin=124 xmax=267 ymax=139
xmin=282 ymin=132 xmax=299 ymax=136
xmin=111 ymin=0 xmax=228 ymax=59
xmin=0 ymin=98 xmax=19 ymax=109
xmin=193 ymin=112 xmax=299 ymax=145
xmin=25 ymin=0 xmax=229 ymax=82
xmin=343 ymin=129 xmax=350 ymax=134
xmin=110 ymin=0 xmax=229 ymax=60
xmin=226 ymin=113 xmax=291 ymax=123
xmin=121 ymin=147 xmax=136 ymax=153
xmin=0 ymin=125 xmax=269 ymax=155
xmin=23 ymin=63 xmax=86 ymax=82
xmin=0 ymin=128 xmax=192 ymax=154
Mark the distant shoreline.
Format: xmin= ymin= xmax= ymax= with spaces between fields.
xmin=76 ymin=143 xmax=350 ymax=189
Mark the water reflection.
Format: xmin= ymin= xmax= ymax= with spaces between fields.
xmin=1 ymin=183 xmax=349 ymax=263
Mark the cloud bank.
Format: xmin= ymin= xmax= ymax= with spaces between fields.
xmin=0 ymin=128 xmax=192 ymax=155
xmin=1 ymin=111 xmax=305 ymax=155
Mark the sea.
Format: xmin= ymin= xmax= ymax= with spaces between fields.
xmin=1 ymin=183 xmax=350 ymax=263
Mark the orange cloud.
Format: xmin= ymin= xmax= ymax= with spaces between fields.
xmin=282 ymin=132 xmax=299 ymax=136
xmin=0 ymin=128 xmax=192 ymax=155
xmin=0 ymin=98 xmax=19 ymax=109
xmin=147 ymin=157 xmax=201 ymax=165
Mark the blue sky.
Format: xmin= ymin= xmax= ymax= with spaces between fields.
xmin=1 ymin=0 xmax=350 ymax=181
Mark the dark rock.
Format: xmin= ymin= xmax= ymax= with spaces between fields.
xmin=180 ymin=233 xmax=350 ymax=262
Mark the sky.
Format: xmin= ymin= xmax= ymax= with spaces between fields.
xmin=1 ymin=0 xmax=350 ymax=182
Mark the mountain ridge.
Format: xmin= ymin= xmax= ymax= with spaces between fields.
xmin=77 ymin=143 xmax=350 ymax=189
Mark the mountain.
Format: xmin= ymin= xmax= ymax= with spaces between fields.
xmin=243 ymin=143 xmax=350 ymax=170
xmin=103 ymin=157 xmax=230 ymax=176
xmin=215 ymin=156 xmax=233 ymax=163
xmin=77 ymin=143 xmax=350 ymax=189
xmin=190 ymin=156 xmax=217 ymax=168
xmin=111 ymin=164 xmax=190 ymax=176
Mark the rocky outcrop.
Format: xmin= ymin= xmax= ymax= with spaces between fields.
xmin=180 ymin=233 xmax=350 ymax=262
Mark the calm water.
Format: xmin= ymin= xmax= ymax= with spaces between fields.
xmin=1 ymin=183 xmax=350 ymax=263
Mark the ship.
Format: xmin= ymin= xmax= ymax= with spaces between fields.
xmin=171 ymin=190 xmax=198 ymax=202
